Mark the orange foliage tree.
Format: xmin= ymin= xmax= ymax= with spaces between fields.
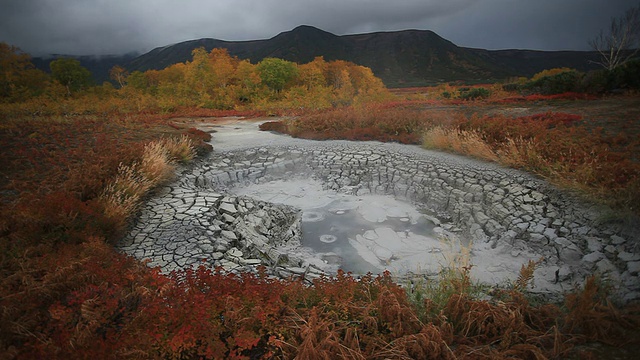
xmin=0 ymin=42 xmax=49 ymax=102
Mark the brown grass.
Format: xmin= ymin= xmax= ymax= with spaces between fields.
xmin=100 ymin=135 xmax=195 ymax=232
xmin=100 ymin=163 xmax=152 ymax=222
xmin=159 ymin=134 xmax=195 ymax=163
xmin=496 ymin=136 xmax=543 ymax=169
xmin=423 ymin=126 xmax=499 ymax=162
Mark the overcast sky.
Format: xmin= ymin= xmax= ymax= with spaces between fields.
xmin=1 ymin=0 xmax=637 ymax=56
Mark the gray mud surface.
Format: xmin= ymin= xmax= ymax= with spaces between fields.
xmin=119 ymin=118 xmax=640 ymax=302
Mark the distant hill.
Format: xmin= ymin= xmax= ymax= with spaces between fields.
xmin=31 ymin=54 xmax=139 ymax=85
xmin=33 ymin=25 xmax=603 ymax=87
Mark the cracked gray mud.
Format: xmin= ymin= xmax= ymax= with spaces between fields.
xmin=119 ymin=118 xmax=640 ymax=302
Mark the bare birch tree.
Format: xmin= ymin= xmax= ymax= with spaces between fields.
xmin=589 ymin=4 xmax=640 ymax=70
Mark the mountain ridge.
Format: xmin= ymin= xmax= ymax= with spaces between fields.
xmin=33 ymin=25 xmax=603 ymax=87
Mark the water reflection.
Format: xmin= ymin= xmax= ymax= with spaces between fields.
xmin=232 ymin=179 xmax=446 ymax=275
xmin=301 ymin=200 xmax=439 ymax=274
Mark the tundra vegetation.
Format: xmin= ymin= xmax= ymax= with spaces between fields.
xmin=1 ymin=43 xmax=639 ymax=358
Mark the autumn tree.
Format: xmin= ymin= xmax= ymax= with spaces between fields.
xmin=234 ymin=59 xmax=261 ymax=102
xmin=109 ymin=65 xmax=129 ymax=88
xmin=298 ymin=56 xmax=328 ymax=90
xmin=184 ymin=47 xmax=214 ymax=100
xmin=257 ymin=58 xmax=299 ymax=92
xmin=208 ymin=48 xmax=238 ymax=88
xmin=589 ymin=4 xmax=640 ymax=70
xmin=126 ymin=71 xmax=148 ymax=91
xmin=80 ymin=47 xmax=387 ymax=111
xmin=0 ymin=42 xmax=48 ymax=101
xmin=50 ymin=58 xmax=93 ymax=95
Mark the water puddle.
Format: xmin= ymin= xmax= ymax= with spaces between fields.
xmin=231 ymin=179 xmax=452 ymax=275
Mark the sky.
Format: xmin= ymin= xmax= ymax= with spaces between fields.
xmin=0 ymin=0 xmax=637 ymax=56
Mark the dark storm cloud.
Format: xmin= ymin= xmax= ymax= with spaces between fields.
xmin=435 ymin=0 xmax=640 ymax=51
xmin=0 ymin=0 xmax=637 ymax=55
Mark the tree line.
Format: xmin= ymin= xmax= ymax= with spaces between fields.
xmin=1 ymin=44 xmax=389 ymax=112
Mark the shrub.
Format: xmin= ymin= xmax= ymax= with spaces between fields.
xmin=580 ymin=69 xmax=612 ymax=94
xmin=611 ymin=58 xmax=640 ymax=90
xmin=459 ymin=87 xmax=490 ymax=100
xmin=525 ymin=70 xmax=583 ymax=95
xmin=531 ymin=67 xmax=575 ymax=82
xmin=502 ymin=83 xmax=522 ymax=92
xmin=578 ymin=61 xmax=640 ymax=94
xmin=259 ymin=121 xmax=288 ymax=133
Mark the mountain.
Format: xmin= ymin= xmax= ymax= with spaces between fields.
xmin=125 ymin=26 xmax=350 ymax=72
xmin=33 ymin=26 xmax=603 ymax=87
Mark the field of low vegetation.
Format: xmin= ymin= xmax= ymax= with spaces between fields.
xmin=1 ymin=42 xmax=640 ymax=358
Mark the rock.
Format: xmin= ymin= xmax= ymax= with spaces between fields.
xmin=242 ymin=259 xmax=263 ymax=266
xmin=199 ymin=242 xmax=215 ymax=253
xmin=582 ymin=251 xmax=605 ymax=263
xmin=595 ymin=259 xmax=619 ymax=280
xmin=557 ymin=265 xmax=572 ymax=281
xmin=619 ymin=252 xmax=640 ymax=262
xmin=610 ymin=235 xmax=626 ymax=245
xmin=221 ymin=230 xmax=238 ymax=240
xmin=627 ymin=261 xmax=640 ymax=275
xmin=226 ymin=247 xmax=243 ymax=259
xmin=531 ymin=223 xmax=546 ymax=234
xmin=288 ymin=267 xmax=307 ymax=275
xmin=586 ymin=237 xmax=603 ymax=252
xmin=220 ymin=202 xmax=238 ymax=214
xmin=219 ymin=260 xmax=240 ymax=271
xmin=543 ymin=227 xmax=557 ymax=241
xmin=560 ymin=246 xmax=583 ymax=262
xmin=474 ymin=211 xmax=490 ymax=226
xmin=529 ymin=233 xmax=547 ymax=245
xmin=216 ymin=243 xmax=229 ymax=252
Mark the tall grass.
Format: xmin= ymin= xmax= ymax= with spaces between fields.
xmin=100 ymin=135 xmax=194 ymax=232
xmin=422 ymin=126 xmax=499 ymax=162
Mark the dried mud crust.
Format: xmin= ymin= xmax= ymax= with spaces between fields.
xmin=121 ymin=116 xmax=640 ymax=303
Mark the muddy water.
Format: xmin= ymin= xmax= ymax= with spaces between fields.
xmin=230 ymin=178 xmax=452 ymax=276
xmin=300 ymin=199 xmax=439 ymax=274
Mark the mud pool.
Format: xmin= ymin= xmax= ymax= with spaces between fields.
xmin=231 ymin=179 xmax=452 ymax=275
xmin=120 ymin=118 xmax=640 ymax=303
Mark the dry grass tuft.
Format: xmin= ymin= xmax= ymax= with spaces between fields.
xmin=99 ymin=136 xmax=195 ymax=230
xmin=423 ymin=126 xmax=499 ymax=162
xmin=100 ymin=162 xmax=152 ymax=226
xmin=160 ymin=135 xmax=195 ymax=163
xmin=497 ymin=136 xmax=541 ymax=168
xmin=139 ymin=141 xmax=174 ymax=183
